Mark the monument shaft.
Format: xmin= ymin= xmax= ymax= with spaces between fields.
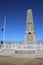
xmin=24 ymin=9 xmax=36 ymax=44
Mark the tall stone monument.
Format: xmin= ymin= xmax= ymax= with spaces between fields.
xmin=24 ymin=9 xmax=37 ymax=44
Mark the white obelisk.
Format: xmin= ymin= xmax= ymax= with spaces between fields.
xmin=24 ymin=9 xmax=37 ymax=44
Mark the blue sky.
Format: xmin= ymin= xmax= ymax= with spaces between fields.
xmin=0 ymin=0 xmax=43 ymax=42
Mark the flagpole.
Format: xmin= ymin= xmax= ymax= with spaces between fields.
xmin=3 ymin=16 xmax=6 ymax=44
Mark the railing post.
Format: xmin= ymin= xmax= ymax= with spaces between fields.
xmin=11 ymin=43 xmax=13 ymax=49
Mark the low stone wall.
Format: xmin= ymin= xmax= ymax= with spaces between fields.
xmin=15 ymin=50 xmax=36 ymax=54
